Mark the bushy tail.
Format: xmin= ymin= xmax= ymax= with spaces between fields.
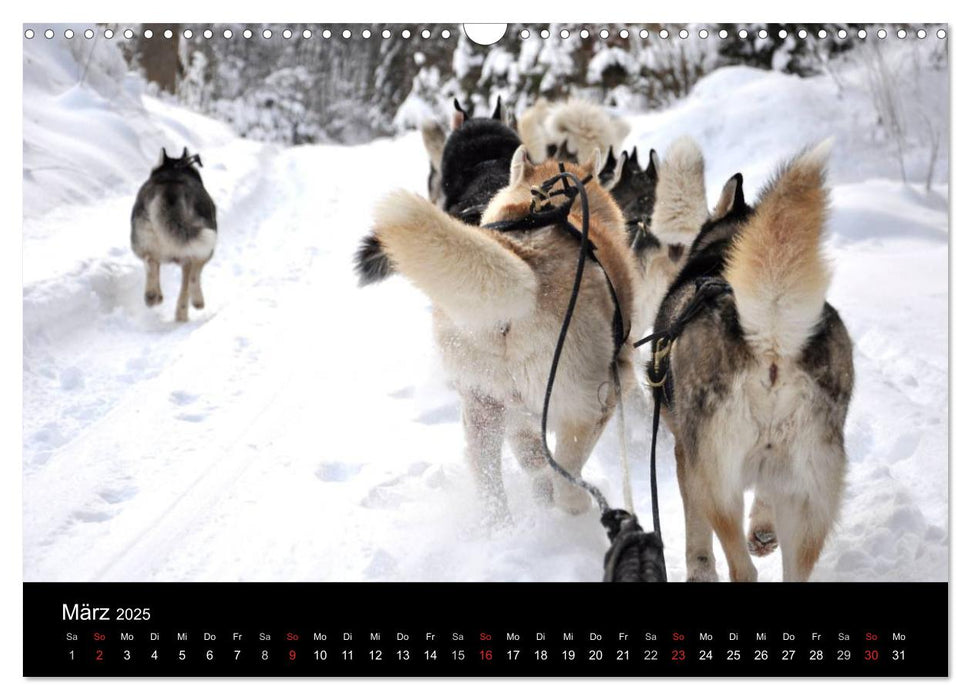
xmin=546 ymin=100 xmax=629 ymax=165
xmin=723 ymin=141 xmax=833 ymax=358
xmin=518 ymin=98 xmax=551 ymax=162
xmin=369 ymin=190 xmax=537 ymax=327
xmin=652 ymin=136 xmax=708 ymax=245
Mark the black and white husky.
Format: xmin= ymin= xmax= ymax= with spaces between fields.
xmin=357 ymin=99 xmax=520 ymax=285
xmin=131 ymin=148 xmax=217 ymax=322
xmin=653 ymin=142 xmax=854 ymax=582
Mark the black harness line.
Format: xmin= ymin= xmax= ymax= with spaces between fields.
xmin=176 ymin=153 xmax=203 ymax=169
xmin=484 ymin=166 xmax=666 ymax=583
xmin=631 ymin=276 xmax=734 ymax=568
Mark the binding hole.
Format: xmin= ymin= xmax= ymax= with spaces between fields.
xmin=463 ymin=23 xmax=507 ymax=45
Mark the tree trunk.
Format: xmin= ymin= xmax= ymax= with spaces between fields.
xmin=137 ymin=24 xmax=182 ymax=94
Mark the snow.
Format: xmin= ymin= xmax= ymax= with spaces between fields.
xmin=23 ymin=39 xmax=947 ymax=583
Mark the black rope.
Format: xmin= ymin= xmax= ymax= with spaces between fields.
xmin=174 ymin=153 xmax=203 ymax=169
xmin=649 ymin=382 xmax=663 ymax=536
xmin=634 ymin=278 xmax=732 ymax=350
xmin=532 ymin=169 xmax=612 ymax=514
xmin=484 ymin=186 xmax=628 ymax=356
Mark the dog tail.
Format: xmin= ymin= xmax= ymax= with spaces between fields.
xmin=354 ymin=234 xmax=395 ymax=285
xmin=518 ymin=98 xmax=551 ymax=162
xmin=546 ymin=101 xmax=627 ymax=165
xmin=724 ymin=140 xmax=833 ymax=358
xmin=651 ymin=136 xmax=708 ymax=246
xmin=369 ymin=190 xmax=537 ymax=326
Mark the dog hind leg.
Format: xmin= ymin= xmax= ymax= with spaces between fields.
xmin=676 ymin=441 xmax=718 ymax=581
xmin=550 ymin=417 xmax=608 ymax=515
xmin=507 ymin=413 xmax=553 ymax=505
xmin=462 ymin=391 xmax=510 ymax=524
xmin=175 ymin=262 xmax=192 ymax=322
xmin=773 ymin=441 xmax=845 ymax=581
xmin=189 ymin=260 xmax=205 ymax=309
xmin=708 ymin=493 xmax=758 ymax=582
xmin=144 ymin=258 xmax=163 ymax=307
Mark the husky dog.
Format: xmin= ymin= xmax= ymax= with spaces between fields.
xmin=358 ymin=98 xmax=520 ymax=285
xmin=131 ymin=148 xmax=216 ymax=322
xmin=607 ymin=146 xmax=659 ymax=251
xmin=363 ymin=147 xmax=644 ymax=518
xmin=519 ymin=98 xmax=630 ymax=165
xmin=653 ymin=142 xmax=853 ymax=582
xmin=422 ymin=98 xmax=517 ymax=209
xmin=439 ymin=97 xmax=521 ymax=223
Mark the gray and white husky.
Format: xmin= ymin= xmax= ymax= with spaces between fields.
xmin=131 ymin=148 xmax=217 ymax=322
xmin=653 ymin=141 xmax=854 ymax=582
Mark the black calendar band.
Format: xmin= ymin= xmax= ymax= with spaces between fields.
xmin=23 ymin=582 xmax=948 ymax=677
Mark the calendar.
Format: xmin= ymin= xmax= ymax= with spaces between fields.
xmin=24 ymin=583 xmax=946 ymax=676
xmin=21 ymin=20 xmax=950 ymax=681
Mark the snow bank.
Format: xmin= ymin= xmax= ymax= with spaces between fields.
xmin=23 ymin=33 xmax=240 ymax=216
xmin=620 ymin=43 xmax=947 ymax=196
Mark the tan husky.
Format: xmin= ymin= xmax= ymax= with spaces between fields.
xmin=367 ymin=147 xmax=643 ymax=519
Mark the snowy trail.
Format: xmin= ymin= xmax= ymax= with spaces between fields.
xmin=24 ymin=134 xmax=949 ymax=583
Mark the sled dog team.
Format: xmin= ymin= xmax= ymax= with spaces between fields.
xmin=130 ymin=96 xmax=854 ymax=583
xmin=359 ymin=98 xmax=853 ymax=583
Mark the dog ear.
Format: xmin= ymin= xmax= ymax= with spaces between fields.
xmin=181 ymin=147 xmax=189 ymax=159
xmin=504 ymin=105 xmax=517 ymax=130
xmin=629 ymin=146 xmax=639 ymax=170
xmin=492 ymin=96 xmax=503 ymax=121
xmin=156 ymin=148 xmax=168 ymax=167
xmin=587 ymin=148 xmax=604 ymax=179
xmin=603 ymin=146 xmax=617 ymax=174
xmin=599 ymin=147 xmax=623 ymax=190
xmin=711 ymin=173 xmax=745 ymax=220
xmin=451 ymin=98 xmax=468 ymax=130
xmin=646 ymin=148 xmax=660 ymax=179
xmin=613 ymin=151 xmax=630 ymax=186
xmin=509 ymin=145 xmax=534 ymax=187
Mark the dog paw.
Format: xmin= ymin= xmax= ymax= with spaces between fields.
xmin=748 ymin=529 xmax=779 ymax=557
xmin=554 ymin=485 xmax=592 ymax=515
xmin=145 ymin=291 xmax=163 ymax=307
xmin=730 ymin=561 xmax=759 ymax=583
xmin=686 ymin=555 xmax=718 ymax=582
xmin=191 ymin=298 xmax=205 ymax=309
xmin=175 ymin=308 xmax=189 ymax=323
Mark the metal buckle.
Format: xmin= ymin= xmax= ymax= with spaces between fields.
xmin=645 ymin=337 xmax=673 ymax=388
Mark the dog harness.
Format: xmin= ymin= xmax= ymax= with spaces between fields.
xmin=484 ymin=165 xmax=629 ymax=357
